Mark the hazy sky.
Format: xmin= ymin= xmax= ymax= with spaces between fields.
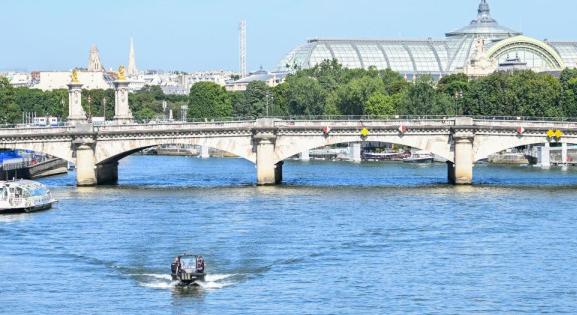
xmin=1 ymin=0 xmax=575 ymax=72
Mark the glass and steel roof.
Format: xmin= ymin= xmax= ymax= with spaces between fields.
xmin=278 ymin=0 xmax=577 ymax=75
xmin=445 ymin=0 xmax=521 ymax=38
xmin=278 ymin=39 xmax=450 ymax=75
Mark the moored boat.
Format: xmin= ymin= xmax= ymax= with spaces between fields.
xmin=0 ymin=180 xmax=57 ymax=214
xmin=403 ymin=151 xmax=435 ymax=163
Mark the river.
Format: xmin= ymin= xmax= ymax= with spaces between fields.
xmin=1 ymin=156 xmax=577 ymax=314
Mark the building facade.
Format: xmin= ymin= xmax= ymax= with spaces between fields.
xmin=278 ymin=0 xmax=577 ymax=77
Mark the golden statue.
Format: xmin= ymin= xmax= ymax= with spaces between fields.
xmin=117 ymin=65 xmax=126 ymax=81
xmin=71 ymin=69 xmax=79 ymax=83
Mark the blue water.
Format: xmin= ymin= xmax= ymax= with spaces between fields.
xmin=1 ymin=156 xmax=577 ymax=314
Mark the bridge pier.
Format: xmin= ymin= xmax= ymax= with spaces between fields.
xmin=75 ymin=141 xmax=97 ymax=186
xmin=96 ymin=162 xmax=118 ymax=185
xmin=540 ymin=143 xmax=551 ymax=168
xmin=255 ymin=132 xmax=282 ymax=185
xmin=351 ymin=142 xmax=362 ymax=163
xmin=200 ymin=145 xmax=210 ymax=159
xmin=449 ymin=121 xmax=474 ymax=185
xmin=300 ymin=149 xmax=310 ymax=161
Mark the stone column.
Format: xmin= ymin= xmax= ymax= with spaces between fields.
xmin=351 ymin=142 xmax=362 ymax=163
xmin=113 ymin=80 xmax=133 ymax=124
xmin=562 ymin=142 xmax=568 ymax=165
xmin=67 ymin=82 xmax=87 ymax=125
xmin=541 ymin=142 xmax=551 ymax=168
xmin=300 ymin=149 xmax=310 ymax=161
xmin=255 ymin=134 xmax=282 ymax=185
xmin=73 ymin=138 xmax=97 ymax=186
xmin=254 ymin=118 xmax=282 ymax=185
xmin=200 ymin=145 xmax=210 ymax=159
xmin=449 ymin=119 xmax=475 ymax=185
xmin=96 ymin=161 xmax=118 ymax=185
xmin=452 ymin=135 xmax=474 ymax=185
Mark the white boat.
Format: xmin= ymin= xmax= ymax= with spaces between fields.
xmin=0 ymin=180 xmax=57 ymax=214
xmin=403 ymin=151 xmax=435 ymax=163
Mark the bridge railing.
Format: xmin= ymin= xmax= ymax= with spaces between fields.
xmin=7 ymin=115 xmax=577 ymax=131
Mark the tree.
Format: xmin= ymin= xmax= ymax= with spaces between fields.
xmin=335 ymin=76 xmax=384 ymax=115
xmin=437 ymin=73 xmax=469 ymax=97
xmin=399 ymin=76 xmax=437 ymax=115
xmin=462 ymin=71 xmax=561 ymax=117
xmin=238 ymin=81 xmax=271 ymax=118
xmin=0 ymin=77 xmax=20 ymax=124
xmin=188 ymin=82 xmax=232 ymax=119
xmin=285 ymin=76 xmax=326 ymax=116
xmin=271 ymin=82 xmax=289 ymax=116
xmin=380 ymin=69 xmax=410 ymax=95
xmin=560 ymin=68 xmax=577 ymax=117
xmin=364 ymin=92 xmax=396 ymax=116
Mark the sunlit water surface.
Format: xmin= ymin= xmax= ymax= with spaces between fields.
xmin=1 ymin=156 xmax=577 ymax=314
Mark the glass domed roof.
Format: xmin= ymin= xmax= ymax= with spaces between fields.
xmin=446 ymin=0 xmax=521 ymax=38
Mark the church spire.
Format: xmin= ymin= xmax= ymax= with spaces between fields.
xmin=127 ymin=38 xmax=138 ymax=77
xmin=87 ymin=44 xmax=104 ymax=72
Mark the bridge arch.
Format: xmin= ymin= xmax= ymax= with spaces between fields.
xmin=273 ymin=134 xmax=453 ymax=163
xmin=94 ymin=137 xmax=256 ymax=165
xmin=474 ymin=135 xmax=577 ymax=162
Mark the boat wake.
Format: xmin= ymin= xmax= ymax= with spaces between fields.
xmin=133 ymin=273 xmax=236 ymax=291
xmin=196 ymin=274 xmax=235 ymax=289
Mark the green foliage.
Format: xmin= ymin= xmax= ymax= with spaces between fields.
xmin=271 ymin=82 xmax=289 ymax=116
xmin=437 ymin=73 xmax=469 ymax=97
xmin=0 ymin=77 xmax=21 ymax=124
xmin=560 ymin=68 xmax=577 ymax=117
xmin=232 ymin=81 xmax=271 ymax=118
xmin=3 ymin=63 xmax=577 ymax=125
xmin=333 ymin=76 xmax=383 ymax=115
xmin=462 ymin=71 xmax=562 ymax=117
xmin=285 ymin=76 xmax=326 ymax=116
xmin=83 ymin=89 xmax=114 ymax=119
xmin=364 ymin=92 xmax=396 ymax=116
xmin=188 ymin=82 xmax=232 ymax=119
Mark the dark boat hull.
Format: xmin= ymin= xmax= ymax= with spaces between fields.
xmin=0 ymin=202 xmax=53 ymax=214
xmin=403 ymin=158 xmax=434 ymax=163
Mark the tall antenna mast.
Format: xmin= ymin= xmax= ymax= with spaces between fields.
xmin=239 ymin=20 xmax=247 ymax=78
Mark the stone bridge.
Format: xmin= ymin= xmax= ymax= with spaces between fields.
xmin=2 ymin=116 xmax=577 ymax=186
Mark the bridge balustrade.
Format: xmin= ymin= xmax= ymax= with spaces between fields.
xmin=2 ymin=116 xmax=577 ymax=186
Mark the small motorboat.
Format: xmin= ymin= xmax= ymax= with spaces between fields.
xmin=171 ymin=254 xmax=206 ymax=286
xmin=0 ymin=180 xmax=57 ymax=214
xmin=403 ymin=151 xmax=435 ymax=163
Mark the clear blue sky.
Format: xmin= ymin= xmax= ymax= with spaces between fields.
xmin=1 ymin=0 xmax=575 ymax=72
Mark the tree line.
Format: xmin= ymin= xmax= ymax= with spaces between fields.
xmin=3 ymin=60 xmax=577 ymax=124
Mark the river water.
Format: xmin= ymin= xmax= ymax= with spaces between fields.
xmin=2 ymin=156 xmax=577 ymax=314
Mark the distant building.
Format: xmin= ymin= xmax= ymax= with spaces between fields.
xmin=279 ymin=0 xmax=577 ymax=78
xmin=226 ymin=69 xmax=287 ymax=92
xmin=31 ymin=71 xmax=112 ymax=91
xmin=2 ymin=72 xmax=31 ymax=88
xmin=154 ymin=71 xmax=237 ymax=95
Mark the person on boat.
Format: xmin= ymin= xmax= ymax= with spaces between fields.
xmin=196 ymin=256 xmax=205 ymax=273
xmin=171 ymin=256 xmax=180 ymax=275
